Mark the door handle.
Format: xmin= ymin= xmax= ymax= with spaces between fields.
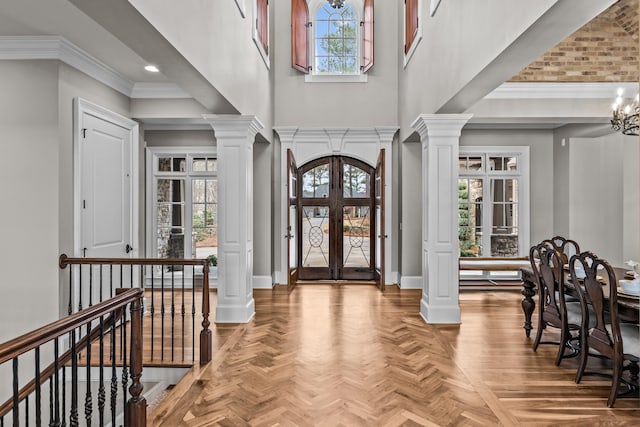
xmin=285 ymin=234 xmax=294 ymax=239
xmin=125 ymin=244 xmax=134 ymax=253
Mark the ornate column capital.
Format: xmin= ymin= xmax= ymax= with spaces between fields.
xmin=410 ymin=114 xmax=473 ymax=141
xmin=203 ymin=114 xmax=264 ymax=140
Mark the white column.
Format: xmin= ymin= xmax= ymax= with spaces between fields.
xmin=204 ymin=115 xmax=264 ymax=323
xmin=411 ymin=114 xmax=472 ymax=324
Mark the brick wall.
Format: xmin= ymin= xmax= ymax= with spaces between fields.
xmin=511 ymin=0 xmax=638 ymax=82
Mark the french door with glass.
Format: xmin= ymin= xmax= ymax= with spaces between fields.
xmin=297 ymin=156 xmax=377 ymax=281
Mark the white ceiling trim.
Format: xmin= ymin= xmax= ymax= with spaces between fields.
xmin=0 ymin=36 xmax=190 ymax=99
xmin=486 ymin=82 xmax=638 ymax=100
xmin=130 ymin=83 xmax=191 ymax=99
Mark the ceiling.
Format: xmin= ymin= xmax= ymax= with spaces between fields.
xmin=0 ymin=0 xmax=170 ymax=84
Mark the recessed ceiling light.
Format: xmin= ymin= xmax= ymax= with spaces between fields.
xmin=144 ymin=64 xmax=160 ymax=73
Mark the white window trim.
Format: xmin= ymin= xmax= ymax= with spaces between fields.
xmin=458 ymin=146 xmax=530 ymax=260
xmin=307 ymin=0 xmax=365 ymax=81
xmin=403 ymin=0 xmax=423 ymax=68
xmin=146 ymin=146 xmax=218 ymax=286
xmin=253 ymin=0 xmax=270 ymax=69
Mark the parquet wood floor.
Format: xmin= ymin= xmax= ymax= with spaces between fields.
xmin=149 ymin=285 xmax=639 ymax=426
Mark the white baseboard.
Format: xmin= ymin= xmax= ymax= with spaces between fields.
xmin=253 ymin=275 xmax=274 ymax=289
xmin=400 ymin=275 xmax=422 ymax=289
xmin=386 ymin=270 xmax=399 ymax=285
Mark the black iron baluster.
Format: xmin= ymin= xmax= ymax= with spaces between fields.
xmin=181 ymin=269 xmax=186 ymax=362
xmin=24 ymin=396 xmax=28 ymax=427
xmin=35 ymin=347 xmax=41 ymax=427
xmin=171 ymin=266 xmax=175 ymax=362
xmin=89 ymin=264 xmax=93 ymax=307
xmin=84 ymin=322 xmax=92 ymax=426
xmin=119 ymin=266 xmax=124 ymax=362
xmin=12 ymin=357 xmax=18 ymax=427
xmin=53 ymin=338 xmax=60 ymax=427
xmin=70 ymin=329 xmax=78 ymax=427
xmin=98 ymin=316 xmax=105 ymax=427
xmin=161 ymin=266 xmax=165 ymax=362
xmin=61 ymin=366 xmax=66 ymax=427
xmin=192 ymin=265 xmax=196 ymax=361
xmin=68 ymin=267 xmax=73 ymax=316
xmin=121 ymin=307 xmax=128 ymax=415
xmin=191 ymin=265 xmax=195 ymax=360
xmin=48 ymin=377 xmax=53 ymax=427
xmin=109 ymin=313 xmax=117 ymax=424
xmin=150 ymin=266 xmax=155 ymax=361
xmin=130 ymin=264 xmax=134 ymax=288
xmin=109 ymin=265 xmax=113 ymax=299
xmin=78 ymin=265 xmax=83 ymax=312
xmin=99 ymin=264 xmax=103 ymax=304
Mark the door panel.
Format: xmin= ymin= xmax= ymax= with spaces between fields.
xmin=374 ymin=149 xmax=385 ymax=291
xmin=287 ymin=149 xmax=299 ymax=290
xmin=82 ymin=113 xmax=132 ymax=259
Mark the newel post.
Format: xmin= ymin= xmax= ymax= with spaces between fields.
xmin=200 ymin=261 xmax=212 ymax=363
xmin=126 ymin=291 xmax=147 ymax=426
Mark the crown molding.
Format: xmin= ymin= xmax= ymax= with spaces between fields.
xmin=0 ymin=36 xmax=190 ymax=99
xmin=130 ymin=82 xmax=192 ymax=98
xmin=486 ymin=82 xmax=638 ymax=100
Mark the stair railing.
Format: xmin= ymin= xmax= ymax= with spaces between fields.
xmin=0 ymin=288 xmax=146 ymax=426
xmin=59 ymin=255 xmax=212 ymax=365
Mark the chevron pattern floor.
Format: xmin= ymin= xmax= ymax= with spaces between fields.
xmin=150 ymin=285 xmax=639 ymax=426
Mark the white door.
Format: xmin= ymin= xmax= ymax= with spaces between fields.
xmin=81 ymin=112 xmax=133 ymax=260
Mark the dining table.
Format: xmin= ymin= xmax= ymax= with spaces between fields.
xmin=520 ymin=265 xmax=640 ymax=338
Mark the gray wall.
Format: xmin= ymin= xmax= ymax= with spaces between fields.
xmin=128 ymin=0 xmax=274 ymax=138
xmin=273 ymin=0 xmax=398 ymax=127
xmin=0 ymin=60 xmax=60 ymax=341
xmin=569 ymin=133 xmax=640 ymax=266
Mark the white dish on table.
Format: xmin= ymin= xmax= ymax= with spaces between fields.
xmin=618 ymin=279 xmax=640 ymax=296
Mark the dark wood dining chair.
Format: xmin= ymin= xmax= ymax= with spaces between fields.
xmin=569 ymin=251 xmax=640 ymax=407
xmin=543 ymin=236 xmax=580 ymax=266
xmin=530 ymin=242 xmax=582 ymax=366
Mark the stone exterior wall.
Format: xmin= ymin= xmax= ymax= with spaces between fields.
xmin=511 ymin=0 xmax=638 ymax=82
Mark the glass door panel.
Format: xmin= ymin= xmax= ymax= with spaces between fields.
xmin=490 ymin=178 xmax=519 ymax=257
xmin=301 ymin=206 xmax=330 ymax=268
xmin=156 ymin=178 xmax=185 ymax=259
xmin=342 ymin=206 xmax=371 ymax=268
xmin=458 ymin=178 xmax=483 ymax=257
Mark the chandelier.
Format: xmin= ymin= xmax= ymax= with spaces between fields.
xmin=327 ymin=0 xmax=345 ymax=8
xmin=611 ymin=88 xmax=639 ymax=136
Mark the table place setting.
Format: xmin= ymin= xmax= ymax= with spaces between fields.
xmin=619 ymin=260 xmax=640 ymax=298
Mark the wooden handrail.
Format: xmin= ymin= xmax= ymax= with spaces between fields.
xmin=0 ymin=289 xmax=140 ymax=364
xmin=59 ymin=254 xmax=212 ymax=364
xmin=59 ymin=254 xmax=209 ymax=268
